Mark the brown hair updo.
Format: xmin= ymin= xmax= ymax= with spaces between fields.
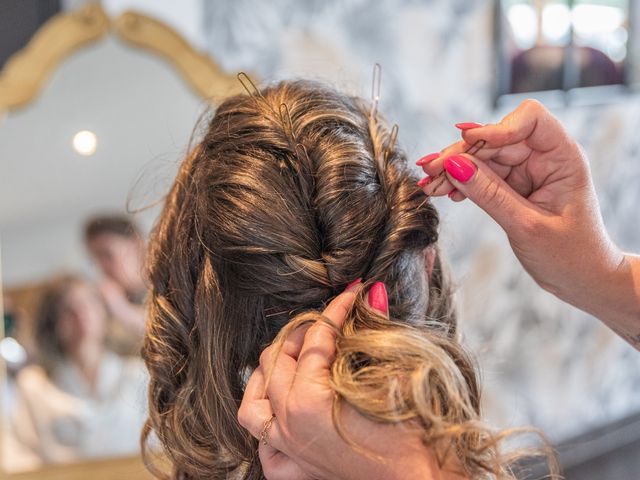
xmin=142 ymin=80 xmax=554 ymax=479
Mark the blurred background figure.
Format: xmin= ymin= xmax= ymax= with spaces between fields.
xmin=84 ymin=215 xmax=147 ymax=340
xmin=10 ymin=275 xmax=147 ymax=465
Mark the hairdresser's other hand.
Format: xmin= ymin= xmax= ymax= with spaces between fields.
xmin=238 ymin=282 xmax=451 ymax=480
xmin=417 ymin=99 xmax=640 ymax=345
xmin=99 ymin=280 xmax=146 ymax=337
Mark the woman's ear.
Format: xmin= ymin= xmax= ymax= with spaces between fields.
xmin=424 ymin=246 xmax=436 ymax=280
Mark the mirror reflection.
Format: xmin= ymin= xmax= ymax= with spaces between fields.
xmin=6 ymin=269 xmax=146 ymax=466
xmin=0 ymin=5 xmax=217 ymax=473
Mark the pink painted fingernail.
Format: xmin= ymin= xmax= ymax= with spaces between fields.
xmin=415 ymin=153 xmax=440 ymax=166
xmin=448 ymin=188 xmax=458 ymax=199
xmin=417 ymin=176 xmax=432 ymax=187
xmin=444 ymin=155 xmax=476 ymax=183
xmin=345 ymin=278 xmax=362 ymax=292
xmin=455 ymin=122 xmax=483 ymax=130
xmin=368 ymin=282 xmax=388 ymax=315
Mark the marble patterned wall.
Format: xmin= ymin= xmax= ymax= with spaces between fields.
xmin=201 ymin=0 xmax=640 ymax=442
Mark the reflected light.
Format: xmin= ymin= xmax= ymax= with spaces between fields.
xmin=72 ymin=130 xmax=98 ymax=156
xmin=607 ymin=26 xmax=629 ymax=62
xmin=507 ymin=4 xmax=538 ymax=50
xmin=607 ymin=44 xmax=627 ymax=63
xmin=0 ymin=336 xmax=27 ymax=365
xmin=543 ymin=4 xmax=571 ymax=45
xmin=572 ymin=5 xmax=625 ymax=35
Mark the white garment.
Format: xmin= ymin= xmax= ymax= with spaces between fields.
xmin=11 ymin=352 xmax=148 ymax=466
xmin=2 ymin=377 xmax=41 ymax=473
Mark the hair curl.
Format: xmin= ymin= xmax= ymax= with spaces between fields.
xmin=142 ymin=79 xmax=558 ymax=479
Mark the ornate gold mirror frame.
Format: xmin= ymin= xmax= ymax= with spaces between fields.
xmin=0 ymin=4 xmax=246 ymax=478
xmin=0 ymin=2 xmax=244 ymax=113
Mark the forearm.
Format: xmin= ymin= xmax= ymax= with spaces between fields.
xmin=576 ymin=254 xmax=640 ymax=350
xmin=603 ymin=254 xmax=640 ymax=349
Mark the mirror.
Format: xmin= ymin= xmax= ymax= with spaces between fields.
xmin=0 ymin=4 xmax=240 ymax=475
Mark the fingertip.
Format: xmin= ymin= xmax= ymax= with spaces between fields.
xmin=323 ymin=290 xmax=357 ymax=327
xmin=443 ymin=154 xmax=477 ymax=184
xmin=415 ymin=152 xmax=440 ymax=166
xmin=459 ymin=125 xmax=488 ymax=144
xmin=455 ymin=122 xmax=484 ymax=130
xmin=417 ymin=176 xmax=432 ymax=188
xmin=449 ymin=190 xmax=466 ymax=202
xmin=345 ymin=278 xmax=362 ymax=292
xmin=367 ymin=281 xmax=389 ymax=316
xmin=422 ymin=176 xmax=454 ymax=198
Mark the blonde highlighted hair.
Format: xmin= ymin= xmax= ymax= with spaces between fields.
xmin=142 ymin=79 xmax=558 ymax=479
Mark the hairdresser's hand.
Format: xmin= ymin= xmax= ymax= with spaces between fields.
xmin=99 ymin=280 xmax=146 ymax=337
xmin=417 ymin=99 xmax=640 ymax=346
xmin=238 ymin=282 xmax=447 ymax=480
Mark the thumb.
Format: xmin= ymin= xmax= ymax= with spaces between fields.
xmin=443 ymin=154 xmax=540 ymax=233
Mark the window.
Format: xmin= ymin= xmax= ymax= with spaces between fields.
xmin=495 ymin=0 xmax=633 ymax=106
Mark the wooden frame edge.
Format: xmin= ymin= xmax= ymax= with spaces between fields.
xmin=113 ymin=11 xmax=243 ymax=101
xmin=0 ymin=4 xmax=249 ymax=114
xmin=0 ymin=3 xmax=110 ymax=112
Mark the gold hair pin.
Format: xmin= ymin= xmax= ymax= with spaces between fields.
xmin=426 ymin=139 xmax=486 ymax=193
xmin=368 ymin=63 xmax=400 ymax=165
xmin=370 ymin=63 xmax=382 ymax=119
xmin=383 ymin=123 xmax=399 ymax=163
xmin=237 ymin=72 xmax=264 ymax=101
xmin=279 ymin=103 xmax=295 ymax=139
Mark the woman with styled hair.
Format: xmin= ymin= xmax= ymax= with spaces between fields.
xmin=12 ymin=275 xmax=147 ymax=465
xmin=141 ymin=79 xmax=560 ymax=480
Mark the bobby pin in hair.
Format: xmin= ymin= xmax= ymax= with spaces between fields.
xmin=370 ymin=63 xmax=382 ymax=119
xmin=426 ymin=139 xmax=487 ymax=194
xmin=279 ymin=103 xmax=296 ymax=139
xmin=238 ymin=72 xmax=288 ymax=127
xmin=236 ymin=73 xmax=302 ymax=174
xmin=294 ymin=143 xmax=313 ymax=169
xmin=383 ymin=123 xmax=399 ymax=163
xmin=237 ymin=72 xmax=264 ymax=101
xmin=237 ymin=72 xmax=297 ymax=144
xmin=368 ymin=63 xmax=399 ymax=165
xmin=278 ymin=102 xmax=311 ymax=176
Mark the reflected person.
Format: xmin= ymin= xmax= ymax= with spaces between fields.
xmin=12 ymin=275 xmax=147 ymax=464
xmin=84 ymin=214 xmax=147 ymax=338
